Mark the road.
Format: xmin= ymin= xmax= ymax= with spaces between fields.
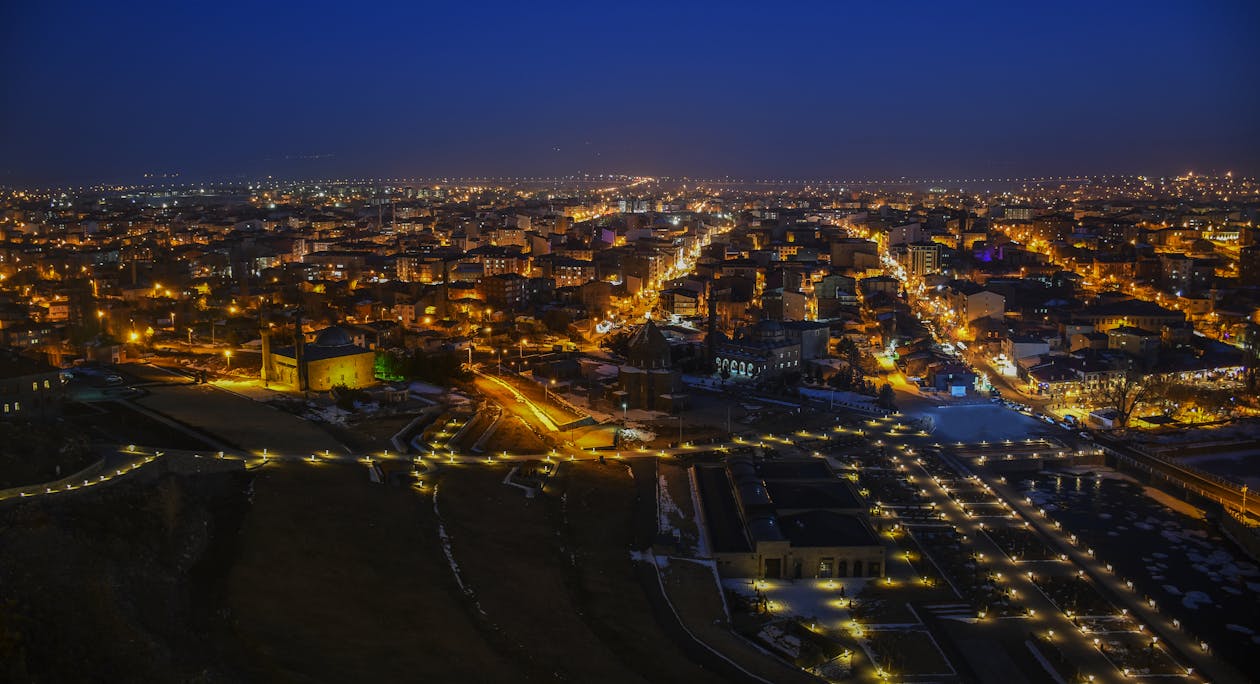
xmin=1094 ymin=433 xmax=1256 ymax=522
xmin=473 ymin=368 xmax=563 ymax=433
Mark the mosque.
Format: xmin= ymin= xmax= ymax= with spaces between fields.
xmin=711 ymin=319 xmax=802 ymax=381
xmin=262 ymin=326 xmax=376 ymax=392
xmin=614 ymin=319 xmax=685 ymax=412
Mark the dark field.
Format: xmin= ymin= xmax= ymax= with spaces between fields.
xmin=3 ymin=455 xmax=738 ymax=682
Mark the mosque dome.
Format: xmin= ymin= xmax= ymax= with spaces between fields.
xmin=312 ymin=326 xmax=354 ymax=347
xmin=750 ymin=318 xmax=786 ymax=342
xmin=753 ymin=318 xmax=783 ymax=334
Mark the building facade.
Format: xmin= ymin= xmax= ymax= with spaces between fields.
xmin=0 ymin=350 xmax=64 ymax=420
xmin=264 ymin=327 xmax=376 ymax=392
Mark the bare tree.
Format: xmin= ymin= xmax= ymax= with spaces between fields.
xmin=1099 ymin=367 xmax=1161 ymax=428
xmin=1243 ymin=322 xmax=1260 ymax=395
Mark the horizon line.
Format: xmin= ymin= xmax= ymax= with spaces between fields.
xmin=3 ymin=171 xmax=1253 ymax=194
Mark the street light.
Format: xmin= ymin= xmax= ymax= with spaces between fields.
xmin=224 ymin=349 xmax=232 ymax=370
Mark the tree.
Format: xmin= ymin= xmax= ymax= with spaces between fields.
xmin=1141 ymin=376 xmax=1239 ymax=423
xmin=1242 ymin=322 xmax=1260 ymax=395
xmin=836 ymin=337 xmax=865 ymax=372
xmin=374 ymin=350 xmax=407 ymax=381
xmin=877 ymin=383 xmax=897 ymax=410
xmin=1096 ymin=367 xmax=1158 ymax=428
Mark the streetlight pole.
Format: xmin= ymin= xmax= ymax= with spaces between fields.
xmin=225 ymin=350 xmax=232 ymax=371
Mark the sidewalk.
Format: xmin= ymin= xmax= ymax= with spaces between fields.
xmin=211 ymin=377 xmax=307 ymax=402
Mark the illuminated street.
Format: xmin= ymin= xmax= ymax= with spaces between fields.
xmin=2 ymin=2 xmax=1258 ymax=681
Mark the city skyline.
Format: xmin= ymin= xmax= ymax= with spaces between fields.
xmin=3 ymin=0 xmax=1259 ymax=186
xmin=4 ymin=3 xmax=1260 ymax=682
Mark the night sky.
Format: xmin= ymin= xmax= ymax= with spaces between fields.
xmin=2 ymin=0 xmax=1258 ymax=185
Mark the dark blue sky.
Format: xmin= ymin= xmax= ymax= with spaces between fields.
xmin=2 ymin=0 xmax=1258 ymax=185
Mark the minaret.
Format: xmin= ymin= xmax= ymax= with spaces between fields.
xmin=295 ymin=307 xmax=308 ymax=392
xmin=957 ymin=203 xmax=968 ymax=255
xmin=259 ymin=300 xmax=271 ymax=388
xmin=706 ymin=279 xmax=720 ymax=369
xmin=441 ymin=257 xmax=452 ymax=319
xmin=260 ymin=327 xmax=272 ymax=387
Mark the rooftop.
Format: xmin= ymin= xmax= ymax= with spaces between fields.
xmin=779 ymin=511 xmax=880 ymax=548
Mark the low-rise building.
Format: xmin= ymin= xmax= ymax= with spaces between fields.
xmin=947 ymin=281 xmax=1005 ymax=322
xmin=264 ymin=327 xmax=376 ymax=392
xmin=659 ymin=288 xmax=700 ymax=318
xmin=1074 ymin=299 xmax=1184 ymax=333
xmin=697 ymin=455 xmax=885 ymax=579
xmin=0 ymin=349 xmax=65 ymax=420
xmin=1107 ymin=325 xmax=1160 ymax=369
xmin=713 ymin=319 xmax=801 ymax=381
